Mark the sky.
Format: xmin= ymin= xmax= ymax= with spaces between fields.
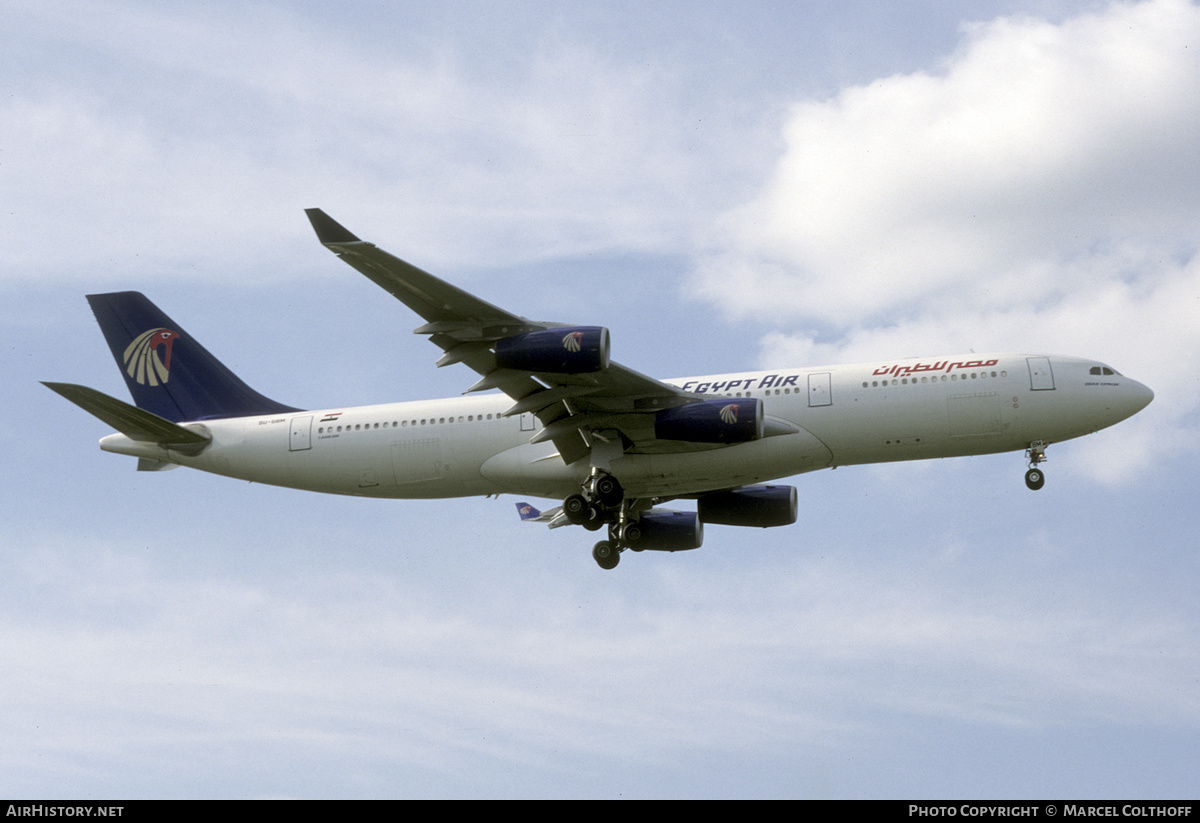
xmin=2 ymin=0 xmax=1198 ymax=799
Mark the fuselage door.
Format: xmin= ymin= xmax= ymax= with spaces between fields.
xmin=1027 ymin=357 xmax=1055 ymax=391
xmin=808 ymin=372 xmax=832 ymax=407
xmin=289 ymin=415 xmax=313 ymax=451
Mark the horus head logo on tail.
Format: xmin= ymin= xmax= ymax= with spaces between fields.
xmin=123 ymin=328 xmax=179 ymax=386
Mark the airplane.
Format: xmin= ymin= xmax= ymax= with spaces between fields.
xmin=45 ymin=209 xmax=1155 ymax=570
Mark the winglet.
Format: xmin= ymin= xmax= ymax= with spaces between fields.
xmin=304 ymin=209 xmax=361 ymax=244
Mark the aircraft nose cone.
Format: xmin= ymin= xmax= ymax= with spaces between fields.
xmin=1131 ymin=380 xmax=1154 ymax=411
xmin=1112 ymin=378 xmax=1154 ymax=421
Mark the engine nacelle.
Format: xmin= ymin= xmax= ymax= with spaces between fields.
xmin=698 ymin=485 xmax=798 ymax=528
xmin=626 ymin=510 xmax=703 ymax=552
xmin=654 ymin=398 xmax=763 ymax=443
xmin=494 ymin=326 xmax=610 ymax=374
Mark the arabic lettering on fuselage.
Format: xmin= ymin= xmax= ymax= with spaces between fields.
xmin=872 ymin=359 xmax=1000 ymax=378
xmin=679 ymin=359 xmax=1001 ymax=395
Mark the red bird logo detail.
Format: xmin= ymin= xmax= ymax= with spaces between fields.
xmin=123 ymin=328 xmax=180 ymax=386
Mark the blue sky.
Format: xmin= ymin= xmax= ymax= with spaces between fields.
xmin=3 ymin=0 xmax=1198 ymax=798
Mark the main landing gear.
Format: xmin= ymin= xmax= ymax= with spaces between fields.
xmin=564 ymin=470 xmax=635 ymax=570
xmin=592 ymin=514 xmax=651 ymax=569
xmin=1024 ymin=441 xmax=1047 ymax=491
xmin=592 ymin=540 xmax=620 ymax=570
xmin=563 ymin=470 xmax=623 ymax=530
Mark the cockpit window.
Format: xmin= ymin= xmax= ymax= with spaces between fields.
xmin=1090 ymin=365 xmax=1120 ymax=376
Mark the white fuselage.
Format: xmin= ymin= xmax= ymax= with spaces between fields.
xmin=98 ymin=353 xmax=1154 ymax=501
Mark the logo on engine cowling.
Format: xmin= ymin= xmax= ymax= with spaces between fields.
xmin=562 ymin=331 xmax=584 ymax=352
xmin=719 ymin=403 xmax=739 ymax=424
xmin=123 ymin=327 xmax=179 ymax=386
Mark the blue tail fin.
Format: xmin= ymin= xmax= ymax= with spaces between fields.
xmin=516 ymin=502 xmax=543 ymax=521
xmin=87 ymin=291 xmax=299 ymax=422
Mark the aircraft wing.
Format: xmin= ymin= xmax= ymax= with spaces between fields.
xmin=305 ymin=209 xmax=725 ymax=465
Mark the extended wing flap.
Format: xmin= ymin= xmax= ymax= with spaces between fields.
xmin=43 ymin=382 xmax=210 ymax=452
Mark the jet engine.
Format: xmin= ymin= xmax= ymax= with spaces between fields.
xmin=654 ymin=397 xmax=763 ymax=443
xmin=624 ymin=510 xmax=703 ymax=552
xmin=698 ymin=484 xmax=798 ymax=527
xmin=494 ymin=326 xmax=610 ymax=374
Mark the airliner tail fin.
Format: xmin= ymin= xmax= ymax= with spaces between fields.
xmin=86 ymin=292 xmax=299 ymax=422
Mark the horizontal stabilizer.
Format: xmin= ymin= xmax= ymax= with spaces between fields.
xmin=43 ymin=382 xmax=210 ymax=453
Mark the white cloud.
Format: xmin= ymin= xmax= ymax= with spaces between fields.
xmin=697 ymin=0 xmax=1200 ymax=324
xmin=3 ymin=535 xmax=1195 ymax=794
xmin=1 ymin=1 xmax=752 ymax=284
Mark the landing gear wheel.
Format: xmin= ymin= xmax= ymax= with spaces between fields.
xmin=563 ymin=494 xmax=589 ymax=524
xmin=594 ymin=474 xmax=624 ymax=507
xmin=1025 ymin=468 xmax=1045 ymax=491
xmin=592 ymin=541 xmax=620 ymax=570
xmin=581 ymin=506 xmax=605 ymax=531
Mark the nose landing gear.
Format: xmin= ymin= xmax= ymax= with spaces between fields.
xmin=1024 ymin=441 xmax=1047 ymax=490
